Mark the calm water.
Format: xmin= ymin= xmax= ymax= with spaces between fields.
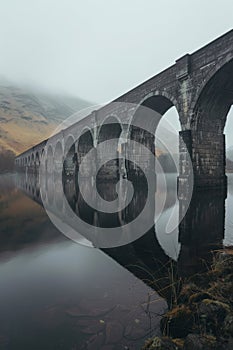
xmin=0 ymin=173 xmax=232 ymax=349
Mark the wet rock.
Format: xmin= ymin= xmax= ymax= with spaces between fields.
xmin=197 ymin=299 xmax=230 ymax=334
xmin=142 ymin=336 xmax=179 ymax=350
xmin=183 ymin=334 xmax=219 ymax=350
xmin=160 ymin=305 xmax=194 ymax=338
xmin=223 ymin=315 xmax=233 ymax=336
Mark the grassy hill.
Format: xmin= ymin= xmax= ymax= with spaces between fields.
xmin=0 ymin=82 xmax=92 ymax=155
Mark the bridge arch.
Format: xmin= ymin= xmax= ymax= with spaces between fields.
xmin=190 ymin=57 xmax=233 ymax=188
xmin=192 ymin=57 xmax=233 ymax=131
xmin=54 ymin=141 xmax=63 ymax=174
xmin=35 ymin=151 xmax=40 ymax=174
xmin=77 ymin=127 xmax=94 ymax=178
xmin=136 ymin=90 xmax=179 ymax=116
xmin=63 ymin=135 xmax=76 ymax=177
xmin=128 ymin=93 xmax=181 ymax=177
xmin=191 ymin=53 xmax=233 ymax=117
xmin=46 ymin=145 xmax=54 ymax=174
xmin=31 ymin=153 xmax=35 ymax=170
xmin=97 ymin=115 xmax=122 ymax=181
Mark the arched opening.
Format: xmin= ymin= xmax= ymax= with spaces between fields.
xmin=129 ymin=94 xmax=181 ymax=260
xmin=46 ymin=146 xmax=53 ymax=174
xmin=222 ymin=99 xmax=233 ymax=247
xmin=40 ymin=148 xmax=46 ymax=174
xmin=31 ymin=153 xmax=35 ymax=173
xmin=35 ymin=152 xmax=40 ymax=174
xmin=54 ymin=141 xmax=63 ymax=175
xmin=128 ymin=95 xmax=180 ymax=179
xmin=77 ymin=128 xmax=94 ymax=178
xmin=63 ymin=136 xmax=76 ymax=177
xmin=193 ymin=58 xmax=233 ymax=188
xmin=97 ymin=116 xmax=122 ymax=182
xmin=224 ymin=106 xmax=233 ymax=173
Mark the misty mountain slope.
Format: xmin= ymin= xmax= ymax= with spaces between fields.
xmin=0 ymin=83 xmax=93 ymax=155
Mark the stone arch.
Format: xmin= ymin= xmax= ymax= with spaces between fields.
xmin=35 ymin=151 xmax=40 ymax=174
xmin=63 ymin=135 xmax=76 ymax=177
xmin=77 ymin=127 xmax=94 ymax=178
xmin=191 ymin=54 xmax=233 ymax=118
xmin=46 ymin=145 xmax=54 ymax=174
xmin=192 ymin=57 xmax=233 ymax=131
xmin=190 ymin=58 xmax=233 ymax=188
xmin=136 ymin=90 xmax=179 ymax=116
xmin=54 ymin=141 xmax=63 ymax=174
xmin=97 ymin=115 xmax=123 ymax=141
xmin=31 ymin=153 xmax=35 ymax=169
xmin=130 ymin=92 xmax=180 ymax=136
xmin=97 ymin=116 xmax=122 ymax=182
xmin=128 ymin=93 xmax=180 ymax=177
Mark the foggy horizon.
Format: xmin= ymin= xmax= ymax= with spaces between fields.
xmin=0 ymin=0 xmax=233 ymax=147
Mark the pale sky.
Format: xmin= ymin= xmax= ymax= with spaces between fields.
xmin=0 ymin=0 xmax=233 ymax=146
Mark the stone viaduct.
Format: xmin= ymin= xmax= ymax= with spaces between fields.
xmin=15 ymin=29 xmax=233 ymax=189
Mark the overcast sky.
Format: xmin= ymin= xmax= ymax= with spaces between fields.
xmin=0 ymin=0 xmax=233 ymax=145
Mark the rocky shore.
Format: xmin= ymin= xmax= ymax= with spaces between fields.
xmin=143 ymin=251 xmax=233 ymax=350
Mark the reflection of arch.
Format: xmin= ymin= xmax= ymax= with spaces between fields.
xmin=97 ymin=116 xmax=122 ymax=181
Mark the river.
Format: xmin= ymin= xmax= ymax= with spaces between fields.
xmin=0 ymin=172 xmax=232 ymax=349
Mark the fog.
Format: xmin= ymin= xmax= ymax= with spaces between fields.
xmin=0 ymin=0 xmax=233 ymax=146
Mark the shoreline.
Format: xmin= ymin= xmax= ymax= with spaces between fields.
xmin=143 ymin=250 xmax=233 ymax=350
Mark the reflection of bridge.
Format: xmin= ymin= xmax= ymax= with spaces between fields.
xmin=16 ymin=30 xmax=233 ymax=189
xmin=15 ymin=173 xmax=225 ymax=306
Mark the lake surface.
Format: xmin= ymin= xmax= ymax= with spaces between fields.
xmin=0 ymin=172 xmax=232 ymax=349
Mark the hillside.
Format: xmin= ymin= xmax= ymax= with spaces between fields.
xmin=0 ymin=82 xmax=92 ymax=155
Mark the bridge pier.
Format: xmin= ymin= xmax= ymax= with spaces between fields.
xmin=178 ymin=129 xmax=227 ymax=191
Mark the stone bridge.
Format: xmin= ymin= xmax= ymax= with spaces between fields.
xmin=15 ymin=29 xmax=233 ymax=189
